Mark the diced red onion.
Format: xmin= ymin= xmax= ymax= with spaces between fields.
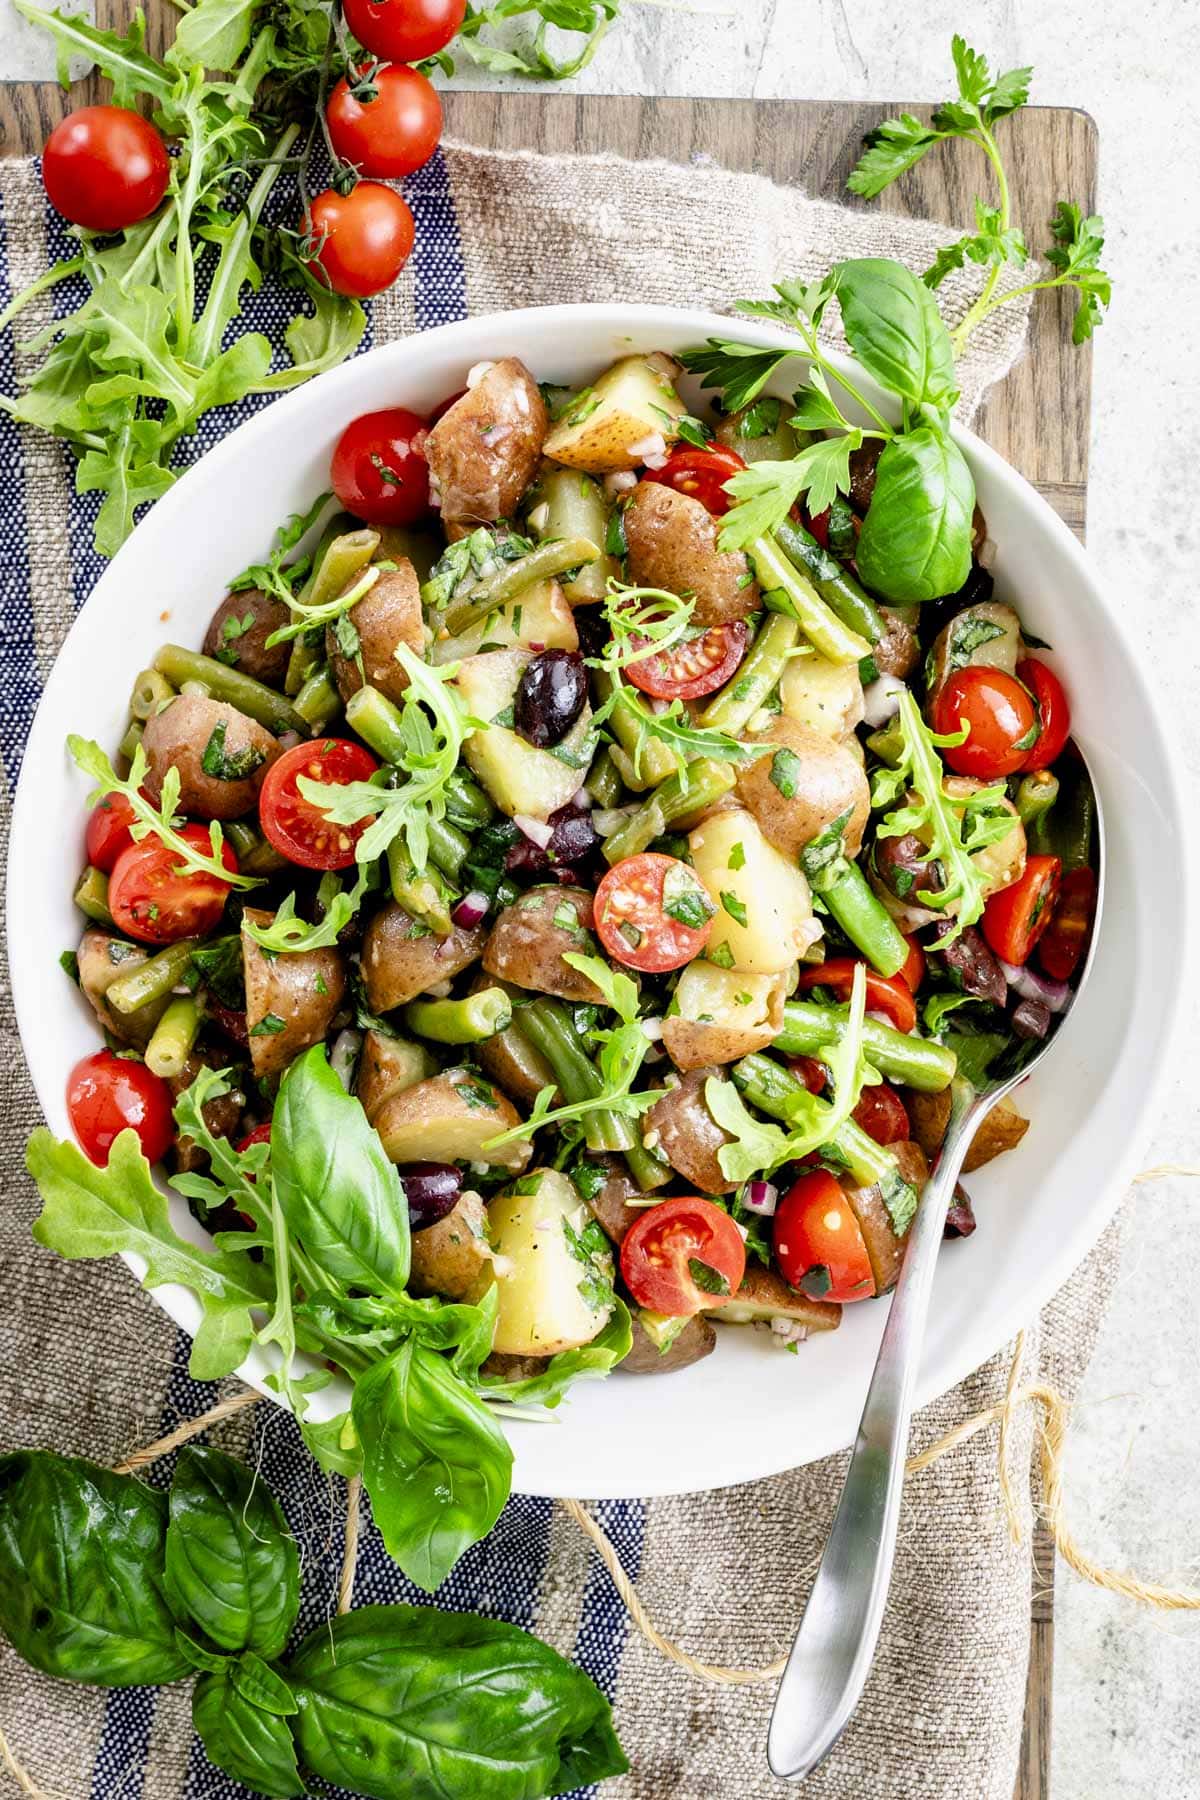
xmin=513 ymin=813 xmax=554 ymax=850
xmin=605 ymin=470 xmax=638 ymax=496
xmin=641 ymin=1016 xmax=665 ymax=1042
xmin=452 ymin=890 xmax=490 ymax=929
xmin=742 ymin=1180 xmax=778 ymax=1217
xmin=642 ymin=450 xmax=670 ymax=471
xmin=330 ymin=1028 xmax=362 ymax=1093
xmin=861 ymin=673 xmax=907 ymax=728
xmin=999 ymin=957 xmax=1070 ymax=1013
xmin=276 ymin=730 xmax=302 ymax=752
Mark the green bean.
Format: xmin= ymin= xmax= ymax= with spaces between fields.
xmin=426 ymin=817 xmax=471 ymax=884
xmin=774 ymin=1000 xmax=957 ymax=1092
xmin=750 ymin=534 xmax=871 ymax=667
xmin=129 ymin=668 xmax=175 ymax=721
xmin=530 ymin=470 xmax=617 ymax=602
xmin=118 ymin=720 xmax=144 ymax=764
xmin=444 ymin=769 xmax=495 ymax=830
xmin=586 ymin=747 xmax=624 ymax=810
xmin=224 ymin=820 xmax=289 ymax=877
xmin=603 ymin=758 xmax=736 ymax=865
xmin=345 ymin=683 xmax=406 ymax=763
xmin=107 ymin=938 xmax=201 ymax=1016
xmin=443 ymin=536 xmax=601 ymax=634
xmin=518 ymin=999 xmax=634 ymax=1155
xmin=386 ymin=835 xmax=455 ymax=935
xmin=145 ymin=995 xmax=202 ymax=1080
xmin=624 ymin=1131 xmax=673 ymax=1193
xmin=179 ymin=680 xmax=213 ymax=699
xmin=403 ymin=987 xmax=513 ymax=1045
xmin=73 ymin=866 xmax=112 ymax=926
xmin=732 ymin=1054 xmax=900 ymax=1190
xmin=153 ymin=645 xmax=305 ymax=736
xmin=1031 ymin=763 xmax=1095 ymax=871
xmin=293 ymin=664 xmax=343 ymax=733
xmin=301 ymin=528 xmax=380 ymax=609
xmin=1015 ymin=768 xmax=1059 ymax=830
xmin=822 ymin=862 xmax=909 ymax=978
xmin=698 ymin=612 xmax=800 ymax=735
xmin=773 ymin=518 xmax=886 ymax=647
xmin=592 ymin=669 xmax=677 ymax=791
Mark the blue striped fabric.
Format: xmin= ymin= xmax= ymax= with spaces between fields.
xmin=0 ymin=144 xmax=642 ymax=1797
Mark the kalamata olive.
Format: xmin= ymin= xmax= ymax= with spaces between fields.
xmin=921 ymin=561 xmax=994 ymax=643
xmin=514 ymin=649 xmax=587 ymax=748
xmin=1011 ymin=996 xmax=1051 ymax=1040
xmin=505 ymin=796 xmax=600 ymax=878
xmin=944 ymin=1182 xmax=976 ymax=1239
xmin=398 ymin=1161 xmax=462 ymax=1231
xmin=848 ymin=439 xmax=882 ymax=513
xmin=931 ymin=921 xmax=1007 ymax=1007
xmin=873 ymin=834 xmax=943 ymax=905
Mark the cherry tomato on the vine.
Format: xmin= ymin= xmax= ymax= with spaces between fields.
xmin=108 ymin=825 xmax=237 ymax=945
xmin=67 ymin=1049 xmax=174 ymax=1167
xmin=85 ymin=792 xmax=139 ymax=873
xmin=340 ymin=0 xmax=466 ymax=62
xmin=593 ymin=853 xmax=714 ymax=974
xmin=796 ymin=958 xmax=917 ymax=1035
xmin=852 ymin=1081 xmax=911 ymax=1147
xmin=1036 ymin=866 xmax=1096 ymax=982
xmin=1016 ymin=658 xmax=1071 ymax=771
xmin=642 ymin=444 xmax=746 ymax=516
xmin=42 ymin=106 xmax=169 ymax=232
xmin=981 ymin=853 xmax=1061 ymax=966
xmin=325 ymin=65 xmax=443 ymax=181
xmin=303 ymin=183 xmax=414 ymax=298
xmin=620 ymin=1197 xmax=746 ymax=1318
xmin=930 ymin=666 xmax=1038 ymax=780
xmin=773 ymin=1169 xmax=875 ymax=1303
xmin=259 ymin=738 xmax=379 ymax=872
xmin=331 ymin=406 xmax=431 ymax=526
xmin=625 ymin=619 xmax=747 ymax=702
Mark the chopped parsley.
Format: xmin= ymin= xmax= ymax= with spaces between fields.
xmin=719 ymin=890 xmax=749 ymax=928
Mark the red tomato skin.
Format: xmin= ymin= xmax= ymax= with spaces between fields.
xmin=325 ymin=66 xmax=443 ymax=180
xmin=108 ymin=825 xmax=237 ymax=945
xmin=67 ymin=1049 xmax=174 ymax=1167
xmin=931 ymin=666 xmax=1038 ymax=779
xmin=852 ymin=1082 xmax=911 ymax=1147
xmin=258 ymin=738 xmax=380 ymax=872
xmin=806 ymin=509 xmax=830 ymax=548
xmin=788 ymin=1055 xmax=827 ymax=1095
xmin=1017 ymin=659 xmax=1072 ymax=771
xmin=774 ymin=1170 xmax=875 ymax=1303
xmin=981 ymin=854 xmax=1061 ymax=965
xmin=642 ymin=445 xmax=746 ymax=516
xmin=341 ymin=0 xmax=466 ymax=61
xmin=85 ymin=792 xmax=138 ymax=873
xmin=796 ymin=959 xmax=917 ymax=1035
xmin=42 ymin=106 xmax=169 ymax=232
xmin=238 ymin=1122 xmax=272 ymax=1153
xmin=620 ymin=1197 xmax=747 ymax=1318
xmin=1036 ymin=866 xmax=1096 ymax=981
xmin=331 ymin=406 xmax=431 ymax=526
xmin=625 ymin=619 xmax=747 ymax=702
xmin=303 ymin=184 xmax=414 ymax=299
xmin=594 ymin=853 xmax=713 ymax=974
xmin=897 ymin=935 xmax=926 ymax=995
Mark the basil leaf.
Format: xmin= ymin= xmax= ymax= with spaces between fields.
xmin=271 ymin=1043 xmax=410 ymax=1296
xmin=285 ymin=1604 xmax=628 ymax=1798
xmin=299 ymin=1409 xmax=363 ymax=1478
xmin=192 ymin=1668 xmax=304 ymax=1799
xmin=0 ymin=1452 xmax=189 ymax=1686
xmin=231 ymin=1649 xmax=298 ymax=1716
xmin=833 ymin=258 xmax=958 ymax=411
xmin=165 ymin=1446 xmax=299 ymax=1658
xmin=855 ymin=427 xmax=976 ymax=604
xmin=200 ymin=718 xmax=267 ymax=782
xmin=352 ymin=1340 xmax=512 ymax=1592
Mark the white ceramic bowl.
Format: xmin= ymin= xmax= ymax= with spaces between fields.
xmin=8 ymin=304 xmax=1190 ymax=1498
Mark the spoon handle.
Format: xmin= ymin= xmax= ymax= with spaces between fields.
xmin=767 ymin=1078 xmax=981 ymax=1782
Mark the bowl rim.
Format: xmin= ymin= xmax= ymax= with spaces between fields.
xmin=8 ymin=301 xmax=1193 ymax=1495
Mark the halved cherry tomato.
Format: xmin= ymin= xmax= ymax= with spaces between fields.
xmin=1017 ymin=658 xmax=1071 ymax=771
xmin=593 ymin=853 xmax=713 ymax=974
xmin=303 ymin=182 xmax=415 ymax=299
xmin=85 ymin=792 xmax=139 ymax=873
xmin=981 ymin=853 xmax=1061 ymax=965
xmin=897 ymin=934 xmax=926 ymax=995
xmin=806 ymin=508 xmax=830 ymax=548
xmin=330 ymin=406 xmax=431 ymax=527
xmin=108 ymin=825 xmax=238 ymax=945
xmin=625 ymin=619 xmax=747 ymax=701
xmin=325 ymin=65 xmax=443 ymax=180
xmin=642 ymin=444 xmax=746 ymax=516
xmin=788 ymin=1055 xmax=828 ymax=1095
xmin=773 ymin=1169 xmax=875 ymax=1303
xmin=238 ymin=1122 xmax=272 ymax=1153
xmin=67 ymin=1049 xmax=173 ymax=1167
xmin=340 ymin=0 xmax=466 ymax=62
xmin=1036 ymin=866 xmax=1096 ymax=982
xmin=259 ymin=738 xmax=380 ymax=872
xmin=930 ymin=666 xmax=1038 ymax=779
xmin=42 ymin=106 xmax=169 ymax=232
xmin=852 ymin=1081 xmax=910 ymax=1147
xmin=620 ymin=1196 xmax=746 ymax=1318
xmin=796 ymin=958 xmax=916 ymax=1035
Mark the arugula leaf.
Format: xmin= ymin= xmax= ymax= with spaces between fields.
xmin=243 ymin=861 xmax=375 ymax=956
xmin=477 ymin=1301 xmax=632 ymax=1410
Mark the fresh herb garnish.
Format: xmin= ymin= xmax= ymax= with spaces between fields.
xmin=200 ymin=719 xmax=267 ymax=783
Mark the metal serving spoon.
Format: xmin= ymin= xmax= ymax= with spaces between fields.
xmin=766 ymin=785 xmax=1103 ymax=1783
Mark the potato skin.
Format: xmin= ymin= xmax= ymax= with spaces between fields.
xmin=842 ymin=1140 xmax=929 ymax=1296
xmin=142 ymin=694 xmax=279 ymax=822
xmin=645 ymin=1069 xmax=737 ymax=1195
xmin=620 ymin=1312 xmax=716 ymax=1375
xmin=424 ymin=358 xmax=547 ymax=540
xmin=661 ymin=966 xmax=787 ymax=1073
xmin=372 ymin=1069 xmax=532 ymax=1173
xmin=409 ymin=1190 xmax=495 ymax=1302
xmin=873 ymin=607 xmax=919 ymax=680
xmin=168 ymin=1051 xmax=245 ymax=1175
xmin=327 ymin=562 xmax=424 ymax=706
xmin=470 ymin=974 xmax=559 ymax=1108
xmin=716 ymin=1266 xmax=841 ymax=1334
xmin=623 ymin=481 xmax=759 ymax=626
xmin=203 ymin=587 xmax=291 ymax=687
xmin=355 ymin=1029 xmax=438 ymax=1125
xmin=735 ymin=715 xmax=870 ymax=862
xmin=906 ymin=1088 xmax=1030 ymax=1173
xmin=482 ymin=886 xmax=603 ymax=1003
xmin=241 ymin=909 xmax=345 ymax=1080
xmin=76 ymin=929 xmax=169 ymax=1047
xmin=362 ymin=902 xmax=487 ymax=1014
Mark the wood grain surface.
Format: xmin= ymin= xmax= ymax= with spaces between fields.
xmin=1 ymin=36 xmax=1095 ymax=1800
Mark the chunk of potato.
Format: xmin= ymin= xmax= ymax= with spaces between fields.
xmin=355 ymin=1029 xmax=439 ymax=1126
xmin=714 ymin=1266 xmax=841 ymax=1335
xmin=429 ymin=578 xmax=577 ymax=665
xmin=487 ymin=1168 xmax=615 ymax=1356
xmin=543 ymin=353 xmax=688 ymax=473
xmin=622 ymin=481 xmax=758 ymax=627
xmin=620 ymin=1312 xmax=716 ymax=1375
xmin=734 ymin=716 xmax=870 ymax=863
xmin=779 ymin=651 xmax=864 ymax=741
xmin=454 ymin=649 xmax=593 ymax=820
xmin=482 ymin=886 xmax=602 ymax=1002
xmin=644 ymin=1069 xmax=737 ymax=1194
xmin=842 ymin=1140 xmax=929 ymax=1295
xmin=944 ymin=777 xmax=1027 ymax=898
xmin=142 ymin=694 xmax=279 ymax=822
xmin=203 ymin=587 xmax=290 ymax=688
xmin=372 ymin=1068 xmax=531 ymax=1173
xmin=76 ymin=929 xmax=169 ymax=1047
xmin=241 ymin=911 xmax=345 ymax=1080
xmin=579 ymin=1155 xmax=642 ymax=1244
xmin=409 ymin=1190 xmax=498 ymax=1303
xmin=361 ymin=902 xmax=486 ymax=1015
xmin=906 ymin=1089 xmax=1030 ymax=1172
xmin=424 ymin=358 xmax=547 ymax=540
xmin=688 ymin=807 xmax=819 ymax=974
xmin=661 ymin=962 xmax=789 ymax=1072
xmin=327 ymin=562 xmax=425 ymax=706
xmin=927 ymin=601 xmax=1021 ymax=700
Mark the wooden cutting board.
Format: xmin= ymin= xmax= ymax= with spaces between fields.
xmin=0 ymin=43 xmax=1096 ymax=1800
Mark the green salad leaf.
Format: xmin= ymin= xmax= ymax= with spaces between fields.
xmin=165 ymin=1446 xmax=299 ymax=1659
xmin=192 ymin=1668 xmax=305 ymax=1799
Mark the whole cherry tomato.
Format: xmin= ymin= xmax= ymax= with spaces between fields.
xmin=42 ymin=106 xmax=169 ymax=232
xmin=340 ymin=0 xmax=466 ymax=62
xmin=852 ymin=1081 xmax=911 ymax=1147
xmin=330 ymin=406 xmax=431 ymax=526
xmin=620 ymin=1196 xmax=747 ymax=1318
xmin=981 ymin=853 xmax=1061 ymax=965
xmin=303 ymin=183 xmax=414 ymax=298
xmin=625 ymin=619 xmax=747 ymax=702
xmin=796 ymin=958 xmax=917 ymax=1035
xmin=594 ymin=853 xmax=714 ymax=974
xmin=642 ymin=444 xmax=746 ymax=516
xmin=85 ymin=792 xmax=138 ymax=873
xmin=258 ymin=738 xmax=380 ymax=871
xmin=325 ymin=65 xmax=443 ymax=180
xmin=1016 ymin=658 xmax=1071 ymax=771
xmin=930 ymin=666 xmax=1038 ymax=779
xmin=773 ymin=1169 xmax=875 ymax=1303
xmin=1036 ymin=866 xmax=1097 ymax=982
xmin=67 ymin=1049 xmax=174 ymax=1167
xmin=108 ymin=825 xmax=237 ymax=945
